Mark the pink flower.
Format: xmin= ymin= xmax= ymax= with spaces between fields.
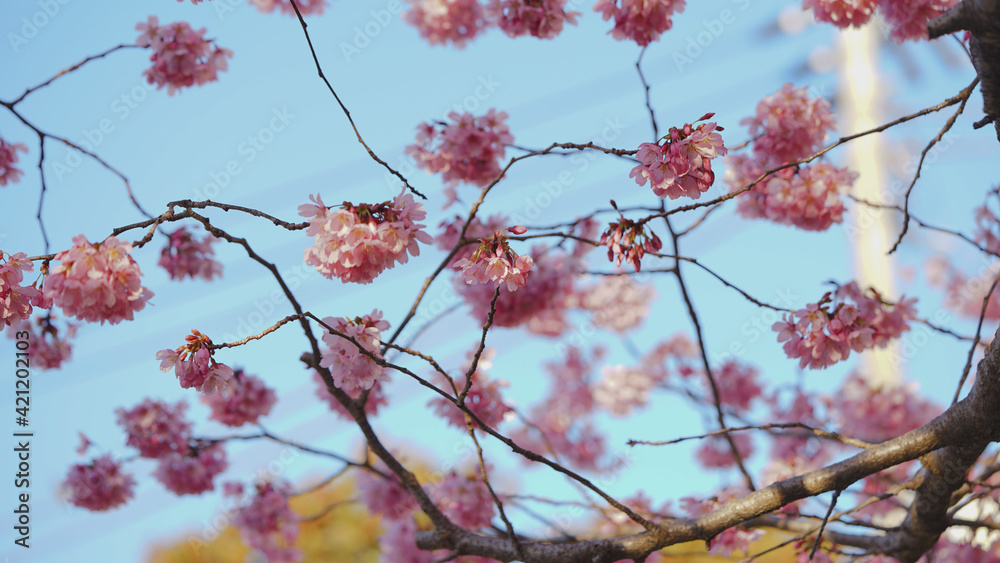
xmin=576 ymin=275 xmax=656 ymax=334
xmin=4 ymin=314 xmax=77 ymax=369
xmin=158 ymin=227 xmax=223 ymax=281
xmin=741 ymin=83 xmax=837 ymax=168
xmin=318 ymin=310 xmax=389 ymax=394
xmin=804 ymin=0 xmax=877 ymax=28
xmin=300 ymin=190 xmax=433 ymax=284
xmin=454 ymin=227 xmax=534 ymax=292
xmin=431 ymin=470 xmax=495 ymax=529
xmin=312 ymin=369 xmax=389 ymax=420
xmin=594 ymin=0 xmax=686 ymax=46
xmin=42 ymin=235 xmax=154 ymax=325
xmin=228 ymin=481 xmax=302 ymax=563
xmin=402 ymin=0 xmax=491 ymax=48
xmin=695 ymin=433 xmax=755 ymax=469
xmin=599 ymin=213 xmax=662 ymax=272
xmin=61 ymin=454 xmax=136 ymax=511
xmin=0 ymin=137 xmax=28 ymax=186
xmin=429 ymin=349 xmax=512 ymax=430
xmin=629 ymin=118 xmax=727 ymax=200
xmin=379 ymin=517 xmax=434 ymax=563
xmin=156 ymin=329 xmax=236 ymax=393
xmin=115 ymin=398 xmax=192 ymax=458
xmin=357 ymin=463 xmax=418 ymax=520
xmin=592 ymin=364 xmax=655 ymax=416
xmin=154 ymin=442 xmax=228 ymax=495
xmin=829 ymin=373 xmax=941 ymax=443
xmin=713 ymin=360 xmax=763 ymax=414
xmin=250 ymin=0 xmax=327 ymax=16
xmin=202 ymin=370 xmax=277 ymax=427
xmin=405 ymin=109 xmax=513 ymax=192
xmin=1 ymin=251 xmax=46 ymax=328
xmin=877 ymin=0 xmax=958 ymax=42
xmin=135 ymin=16 xmax=233 ymax=95
xmin=487 ymin=0 xmax=580 ymax=39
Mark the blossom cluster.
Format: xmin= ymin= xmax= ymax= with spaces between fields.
xmin=356 ymin=459 xmax=418 ymax=520
xmin=405 ymin=109 xmax=513 ymax=193
xmin=5 ymin=315 xmax=77 ymax=370
xmin=487 ymin=0 xmax=580 ymax=39
xmin=430 ymin=470 xmax=496 ymax=529
xmin=312 ymin=369 xmax=389 ymax=419
xmin=319 ymin=310 xmax=389 ymax=394
xmin=593 ymin=0 xmax=686 ymax=46
xmin=202 ymin=369 xmax=277 ymax=427
xmin=629 ymin=116 xmax=727 ymax=200
xmin=429 ymin=347 xmax=512 ymax=430
xmin=43 ymin=235 xmax=154 ymax=325
xmin=61 ymin=454 xmax=137 ymax=511
xmin=154 ymin=442 xmax=228 ymax=495
xmin=599 ymin=210 xmax=663 ymax=272
xmin=804 ymin=0 xmax=959 ymax=42
xmin=454 ymin=225 xmax=533 ymax=292
xmin=227 ymin=481 xmax=302 ymax=563
xmin=829 ymin=373 xmax=941 ymax=443
xmin=772 ymin=282 xmax=917 ymax=369
xmin=403 ymin=0 xmax=491 ymax=48
xmin=592 ymin=364 xmax=655 ymax=417
xmin=135 ymin=16 xmax=233 ymax=94
xmin=725 ymin=84 xmax=854 ymax=231
xmin=1 ymin=251 xmax=45 ymax=328
xmin=156 ymin=329 xmax=236 ymax=393
xmin=158 ymin=227 xmax=223 ymax=281
xmin=574 ymin=274 xmax=655 ymax=334
xmin=0 ymin=137 xmax=28 ymax=187
xmin=300 ymin=190 xmax=432 ymax=284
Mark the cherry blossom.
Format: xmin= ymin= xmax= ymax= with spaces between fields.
xmin=156 ymin=329 xmax=236 ymax=394
xmin=804 ymin=0 xmax=877 ymax=28
xmin=318 ymin=310 xmax=388 ymax=394
xmin=436 ymin=213 xmax=513 ymax=268
xmin=695 ymin=433 xmax=755 ymax=469
xmin=629 ymin=116 xmax=727 ymax=200
xmin=356 ymin=464 xmax=418 ymax=520
xmin=115 ymin=398 xmax=192 ymax=458
xmin=42 ymin=235 xmax=154 ymax=325
xmin=228 ymin=481 xmax=302 ymax=563
xmin=429 ymin=350 xmax=512 ymax=430
xmin=0 ymin=137 xmax=28 ymax=186
xmin=5 ymin=314 xmax=77 ymax=369
xmin=772 ymin=282 xmax=917 ymax=369
xmin=487 ymin=0 xmax=580 ymax=39
xmin=575 ymin=274 xmax=656 ymax=334
xmin=592 ymin=364 xmax=655 ymax=416
xmin=430 ymin=470 xmax=495 ymax=529
xmin=600 ymin=209 xmax=663 ymax=272
xmin=829 ymin=373 xmax=941 ymax=443
xmin=405 ymin=109 xmax=513 ymax=190
xmin=250 ymin=0 xmax=327 ymax=16
xmin=154 ymin=442 xmax=228 ymax=495
xmin=768 ymin=390 xmax=826 ymax=462
xmin=593 ymin=0 xmax=686 ymax=46
xmin=712 ymin=360 xmax=763 ymax=414
xmin=1 ymin=251 xmax=45 ymax=328
xmin=158 ymin=226 xmax=222 ymax=281
xmin=402 ymin=0 xmax=492 ymax=48
xmin=312 ymin=369 xmax=389 ymax=419
xmin=680 ymin=487 xmax=763 ymax=556
xmin=454 ymin=226 xmax=534 ymax=292
xmin=135 ymin=16 xmax=232 ymax=95
xmin=742 ymin=83 xmax=837 ymax=168
xmin=61 ymin=454 xmax=136 ymax=511
xmin=380 ymin=517 xmax=434 ymax=563
xmin=202 ymin=369 xmax=277 ymax=427
xmin=299 ymin=189 xmax=433 ymax=284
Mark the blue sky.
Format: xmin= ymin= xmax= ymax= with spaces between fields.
xmin=1 ymin=0 xmax=998 ymax=561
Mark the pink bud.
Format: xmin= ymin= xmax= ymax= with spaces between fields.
xmin=698 ymin=112 xmax=716 ymax=121
xmin=508 ymin=225 xmax=527 ymax=235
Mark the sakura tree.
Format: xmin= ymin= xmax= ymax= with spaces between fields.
xmin=3 ymin=0 xmax=1000 ymax=561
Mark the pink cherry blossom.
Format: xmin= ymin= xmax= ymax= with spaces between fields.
xmin=0 ymin=137 xmax=28 ymax=186
xmin=356 ymin=464 xmax=418 ymax=520
xmin=405 ymin=109 xmax=513 ymax=191
xmin=695 ymin=433 xmax=755 ymax=469
xmin=154 ymin=442 xmax=228 ymax=495
xmin=135 ymin=16 xmax=233 ymax=95
xmin=454 ymin=226 xmax=534 ymax=292
xmin=402 ymin=0 xmax=491 ymax=48
xmin=318 ymin=310 xmax=389 ymax=394
xmin=600 ymin=211 xmax=663 ymax=272
xmin=593 ymin=0 xmax=686 ymax=46
xmin=741 ymin=83 xmax=837 ymax=168
xmin=680 ymin=487 xmax=763 ymax=556
xmin=629 ymin=117 xmax=727 ymax=200
xmin=4 ymin=314 xmax=77 ymax=369
xmin=436 ymin=213 xmax=512 ymax=267
xmin=250 ymin=0 xmax=327 ymax=16
xmin=202 ymin=369 xmax=277 ymax=427
xmin=228 ymin=481 xmax=302 ymax=563
xmin=804 ymin=0 xmax=877 ymax=28
xmin=712 ymin=360 xmax=763 ymax=414
xmin=768 ymin=390 xmax=825 ymax=462
xmin=429 ymin=349 xmax=512 ymax=430
xmin=772 ymin=282 xmax=917 ymax=369
xmin=725 ymin=154 xmax=857 ymax=231
xmin=829 ymin=373 xmax=941 ymax=443
xmin=115 ymin=398 xmax=192 ymax=458
xmin=379 ymin=517 xmax=434 ymax=563
xmin=639 ymin=332 xmax=702 ymax=382
xmin=42 ymin=235 xmax=154 ymax=325
xmin=61 ymin=454 xmax=136 ymax=511
xmin=1 ymin=252 xmax=47 ymax=328
xmin=575 ymin=274 xmax=656 ymax=334
xmin=312 ymin=369 xmax=389 ymax=419
xmin=877 ymin=0 xmax=959 ymax=42
xmin=299 ymin=189 xmax=433 ymax=284
xmin=592 ymin=364 xmax=655 ymax=416
xmin=487 ymin=0 xmax=580 ymax=39
xmin=431 ymin=470 xmax=495 ymax=529
xmin=156 ymin=329 xmax=236 ymax=393
xmin=158 ymin=226 xmax=223 ymax=281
